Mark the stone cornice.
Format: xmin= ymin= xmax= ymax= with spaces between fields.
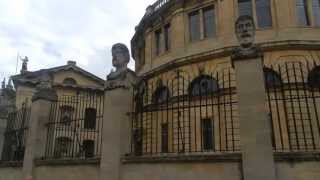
xmin=139 ymin=40 xmax=320 ymax=79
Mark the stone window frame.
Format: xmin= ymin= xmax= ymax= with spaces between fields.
xmin=153 ymin=22 xmax=172 ymax=57
xmin=235 ymin=0 xmax=274 ymax=29
xmin=294 ymin=0 xmax=320 ymax=27
xmin=187 ymin=3 xmax=218 ymax=43
xmin=63 ymin=77 xmax=77 ymax=86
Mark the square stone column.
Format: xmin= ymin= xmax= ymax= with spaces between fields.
xmin=22 ymin=88 xmax=57 ymax=180
xmin=99 ymin=71 xmax=136 ymax=180
xmin=232 ymin=54 xmax=276 ymax=180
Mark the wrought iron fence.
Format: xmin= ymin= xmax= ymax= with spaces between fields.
xmin=131 ymin=69 xmax=240 ymax=156
xmin=266 ymin=61 xmax=320 ymax=152
xmin=1 ymin=103 xmax=31 ymax=161
xmin=44 ymin=92 xmax=104 ymax=159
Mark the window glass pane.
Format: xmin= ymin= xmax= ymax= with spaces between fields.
xmin=202 ymin=119 xmax=213 ymax=150
xmin=203 ymin=6 xmax=216 ymax=38
xmin=296 ymin=0 xmax=310 ymax=26
xmin=84 ymin=108 xmax=97 ymax=129
xmin=164 ymin=24 xmax=171 ymax=51
xmin=155 ymin=29 xmax=162 ymax=55
xmin=313 ymin=0 xmax=320 ymax=26
xmin=161 ymin=124 xmax=169 ymax=153
xmin=238 ymin=0 xmax=253 ymax=17
xmin=256 ymin=0 xmax=272 ymax=28
xmin=189 ymin=11 xmax=200 ymax=41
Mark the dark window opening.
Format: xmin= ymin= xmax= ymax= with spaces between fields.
xmin=60 ymin=106 xmax=74 ymax=125
xmin=161 ymin=123 xmax=169 ymax=153
xmin=152 ymin=86 xmax=170 ymax=104
xmin=63 ymin=78 xmax=77 ymax=85
xmin=189 ymin=75 xmax=219 ymax=96
xmin=202 ymin=118 xmax=214 ymax=150
xmin=256 ymin=0 xmax=272 ymax=28
xmin=133 ymin=128 xmax=143 ymax=156
xmin=203 ymin=6 xmax=216 ymax=38
xmin=264 ymin=68 xmax=282 ymax=87
xmin=308 ymin=66 xmax=320 ymax=88
xmin=54 ymin=137 xmax=72 ymax=158
xmin=313 ymin=0 xmax=320 ymax=26
xmin=296 ymin=0 xmax=311 ymax=26
xmin=84 ymin=108 xmax=97 ymax=129
xmin=155 ymin=29 xmax=162 ymax=55
xmin=164 ymin=24 xmax=171 ymax=51
xmin=238 ymin=0 xmax=253 ymax=17
xmin=189 ymin=11 xmax=201 ymax=41
xmin=83 ymin=140 xmax=94 ymax=158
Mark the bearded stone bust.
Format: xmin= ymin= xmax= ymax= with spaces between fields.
xmin=232 ymin=15 xmax=261 ymax=60
xmin=107 ymin=43 xmax=130 ymax=81
xmin=106 ymin=43 xmax=137 ymax=90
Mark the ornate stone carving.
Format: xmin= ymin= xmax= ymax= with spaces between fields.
xmin=231 ymin=15 xmax=262 ymax=61
xmin=106 ymin=43 xmax=138 ymax=90
xmin=32 ymin=71 xmax=57 ymax=102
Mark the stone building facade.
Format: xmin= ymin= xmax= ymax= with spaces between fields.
xmin=0 ymin=0 xmax=320 ymax=180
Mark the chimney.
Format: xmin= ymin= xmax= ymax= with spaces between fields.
xmin=67 ymin=61 xmax=76 ymax=66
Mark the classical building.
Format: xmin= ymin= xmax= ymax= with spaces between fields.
xmin=0 ymin=0 xmax=319 ymax=180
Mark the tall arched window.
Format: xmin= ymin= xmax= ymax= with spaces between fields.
xmin=308 ymin=66 xmax=320 ymax=88
xmin=63 ymin=78 xmax=77 ymax=85
xmin=152 ymin=86 xmax=170 ymax=104
xmin=264 ymin=68 xmax=282 ymax=87
xmin=189 ymin=75 xmax=219 ymax=96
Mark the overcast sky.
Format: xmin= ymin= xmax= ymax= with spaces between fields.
xmin=0 ymin=0 xmax=155 ymax=81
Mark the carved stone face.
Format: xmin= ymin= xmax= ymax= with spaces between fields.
xmin=235 ymin=16 xmax=255 ymax=49
xmin=112 ymin=43 xmax=130 ymax=70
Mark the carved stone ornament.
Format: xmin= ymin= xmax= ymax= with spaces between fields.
xmin=105 ymin=43 xmax=138 ymax=90
xmin=231 ymin=15 xmax=262 ymax=62
xmin=32 ymin=71 xmax=57 ymax=102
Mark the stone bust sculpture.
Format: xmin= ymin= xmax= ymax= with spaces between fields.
xmin=232 ymin=15 xmax=261 ymax=60
xmin=106 ymin=43 xmax=137 ymax=90
xmin=107 ymin=43 xmax=130 ymax=81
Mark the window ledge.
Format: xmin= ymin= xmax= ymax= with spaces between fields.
xmin=35 ymin=157 xmax=100 ymax=166
xmin=0 ymin=161 xmax=22 ymax=168
xmin=121 ymin=152 xmax=242 ymax=164
xmin=274 ymin=151 xmax=320 ymax=162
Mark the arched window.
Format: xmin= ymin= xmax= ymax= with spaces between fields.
xmin=63 ymin=78 xmax=77 ymax=85
xmin=83 ymin=140 xmax=94 ymax=158
xmin=189 ymin=75 xmax=219 ymax=96
xmin=264 ymin=68 xmax=282 ymax=87
xmin=152 ymin=86 xmax=170 ymax=104
xmin=84 ymin=108 xmax=97 ymax=129
xmin=308 ymin=66 xmax=320 ymax=88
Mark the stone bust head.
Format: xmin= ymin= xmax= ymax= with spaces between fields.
xmin=107 ymin=43 xmax=130 ymax=81
xmin=112 ymin=43 xmax=130 ymax=71
xmin=235 ymin=15 xmax=256 ymax=50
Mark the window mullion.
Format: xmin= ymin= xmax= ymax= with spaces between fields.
xmin=252 ymin=0 xmax=258 ymax=28
xmin=200 ymin=9 xmax=205 ymax=40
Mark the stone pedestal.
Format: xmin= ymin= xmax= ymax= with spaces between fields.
xmin=99 ymin=87 xmax=133 ymax=180
xmin=233 ymin=55 xmax=276 ymax=180
xmin=22 ymin=90 xmax=57 ymax=180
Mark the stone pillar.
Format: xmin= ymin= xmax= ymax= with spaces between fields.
xmin=233 ymin=54 xmax=276 ymax=180
xmin=22 ymin=74 xmax=57 ymax=180
xmin=99 ymin=86 xmax=133 ymax=180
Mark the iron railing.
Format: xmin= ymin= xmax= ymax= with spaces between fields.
xmin=1 ymin=103 xmax=31 ymax=161
xmin=131 ymin=69 xmax=240 ymax=156
xmin=44 ymin=92 xmax=104 ymax=159
xmin=266 ymin=61 xmax=320 ymax=152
